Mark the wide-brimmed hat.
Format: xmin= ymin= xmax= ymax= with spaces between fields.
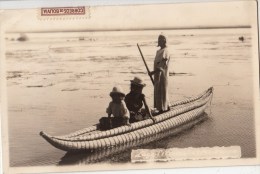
xmin=110 ymin=86 xmax=125 ymax=97
xmin=130 ymin=77 xmax=146 ymax=87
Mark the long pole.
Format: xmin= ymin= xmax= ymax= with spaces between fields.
xmin=137 ymin=43 xmax=154 ymax=85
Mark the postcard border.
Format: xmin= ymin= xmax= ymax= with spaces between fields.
xmin=1 ymin=1 xmax=260 ymax=174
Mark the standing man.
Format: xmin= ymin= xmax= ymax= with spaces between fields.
xmin=149 ymin=34 xmax=170 ymax=113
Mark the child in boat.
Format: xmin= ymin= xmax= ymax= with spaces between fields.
xmin=106 ymin=86 xmax=130 ymax=127
xmin=125 ymin=77 xmax=156 ymax=123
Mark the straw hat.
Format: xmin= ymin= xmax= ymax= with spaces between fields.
xmin=110 ymin=86 xmax=125 ymax=97
xmin=130 ymin=77 xmax=146 ymax=87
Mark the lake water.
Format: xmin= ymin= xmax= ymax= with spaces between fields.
xmin=5 ymin=28 xmax=256 ymax=167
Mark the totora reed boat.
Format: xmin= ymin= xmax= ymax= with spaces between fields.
xmin=40 ymin=87 xmax=213 ymax=152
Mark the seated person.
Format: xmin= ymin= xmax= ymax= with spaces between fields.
xmin=106 ymin=85 xmax=130 ymax=128
xmin=125 ymin=77 xmax=156 ymax=123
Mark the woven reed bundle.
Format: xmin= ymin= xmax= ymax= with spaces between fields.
xmin=50 ymin=87 xmax=213 ymax=140
xmin=40 ymin=87 xmax=213 ymax=151
xmin=60 ymin=115 xmax=207 ymax=164
xmin=41 ymin=103 xmax=208 ymax=151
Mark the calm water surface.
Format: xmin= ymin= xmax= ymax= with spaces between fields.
xmin=5 ymin=28 xmax=255 ymax=166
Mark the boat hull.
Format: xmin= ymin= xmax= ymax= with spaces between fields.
xmin=40 ymin=87 xmax=213 ymax=152
xmin=59 ymin=114 xmax=208 ymax=164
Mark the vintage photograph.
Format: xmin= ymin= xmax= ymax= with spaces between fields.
xmin=0 ymin=0 xmax=259 ymax=173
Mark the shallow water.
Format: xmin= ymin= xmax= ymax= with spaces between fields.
xmin=5 ymin=28 xmax=255 ymax=166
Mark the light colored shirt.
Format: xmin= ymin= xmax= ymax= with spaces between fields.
xmin=153 ymin=47 xmax=170 ymax=111
xmin=154 ymin=47 xmax=170 ymax=74
xmin=106 ymin=101 xmax=130 ymax=118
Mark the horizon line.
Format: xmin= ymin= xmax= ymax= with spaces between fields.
xmin=7 ymin=25 xmax=251 ymax=34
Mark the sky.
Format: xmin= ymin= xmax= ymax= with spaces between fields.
xmin=0 ymin=0 xmax=257 ymax=33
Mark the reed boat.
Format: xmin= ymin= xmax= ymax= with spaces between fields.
xmin=40 ymin=87 xmax=213 ymax=152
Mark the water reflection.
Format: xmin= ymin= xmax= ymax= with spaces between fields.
xmin=59 ymin=113 xmax=208 ymax=165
